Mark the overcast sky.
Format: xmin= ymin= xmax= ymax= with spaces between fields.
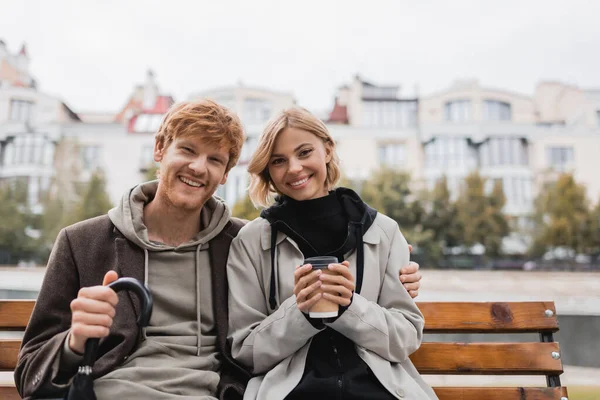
xmin=2 ymin=0 xmax=599 ymax=114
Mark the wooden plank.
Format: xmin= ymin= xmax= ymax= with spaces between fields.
xmin=0 ymin=386 xmax=21 ymax=400
xmin=0 ymin=300 xmax=34 ymax=330
xmin=0 ymin=340 xmax=21 ymax=371
xmin=0 ymin=300 xmax=560 ymax=333
xmin=433 ymin=387 xmax=568 ymax=400
xmin=418 ymin=302 xmax=559 ymax=333
xmin=411 ymin=342 xmax=564 ymax=374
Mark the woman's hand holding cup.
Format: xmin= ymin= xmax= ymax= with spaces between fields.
xmin=293 ymin=263 xmax=324 ymax=313
xmin=319 ymin=261 xmax=354 ymax=307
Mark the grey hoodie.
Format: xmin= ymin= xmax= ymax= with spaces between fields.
xmin=88 ymin=181 xmax=232 ymax=399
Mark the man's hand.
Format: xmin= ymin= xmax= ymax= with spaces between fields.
xmin=68 ymin=271 xmax=119 ymax=354
xmin=400 ymin=244 xmax=421 ymax=299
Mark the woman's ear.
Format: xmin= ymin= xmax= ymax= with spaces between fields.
xmin=324 ymin=141 xmax=333 ymax=164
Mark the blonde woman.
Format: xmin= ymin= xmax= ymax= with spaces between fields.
xmin=226 ymin=108 xmax=437 ymax=399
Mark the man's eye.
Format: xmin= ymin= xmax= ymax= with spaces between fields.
xmin=183 ymin=146 xmax=194 ymax=153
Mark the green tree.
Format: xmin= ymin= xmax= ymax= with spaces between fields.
xmin=485 ymin=179 xmax=510 ymax=257
xmin=361 ymin=168 xmax=439 ymax=264
xmin=422 ymin=176 xmax=461 ymax=248
xmin=143 ymin=163 xmax=159 ymax=182
xmin=0 ymin=179 xmax=37 ymax=263
xmin=232 ymin=195 xmax=261 ymax=221
xmin=532 ymin=173 xmax=591 ymax=257
xmin=361 ymin=169 xmax=418 ymax=227
xmin=455 ymin=172 xmax=510 ymax=257
xmin=73 ymin=171 xmax=113 ymax=223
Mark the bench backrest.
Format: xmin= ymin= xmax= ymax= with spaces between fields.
xmin=0 ymin=300 xmax=568 ymax=400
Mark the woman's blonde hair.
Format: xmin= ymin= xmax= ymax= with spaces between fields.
xmin=248 ymin=107 xmax=341 ymax=207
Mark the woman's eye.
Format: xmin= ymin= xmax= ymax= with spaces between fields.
xmin=299 ymin=149 xmax=313 ymax=157
xmin=271 ymin=158 xmax=284 ymax=165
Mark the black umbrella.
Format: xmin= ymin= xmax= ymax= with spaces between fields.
xmin=64 ymin=277 xmax=153 ymax=400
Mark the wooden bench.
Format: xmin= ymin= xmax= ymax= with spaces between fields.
xmin=0 ymin=300 xmax=569 ymax=400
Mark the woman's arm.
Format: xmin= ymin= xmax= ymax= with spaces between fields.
xmin=324 ymin=225 xmax=424 ymax=363
xmin=227 ymin=234 xmax=324 ymax=374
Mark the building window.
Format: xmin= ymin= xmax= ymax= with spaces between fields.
xmin=483 ymin=100 xmax=512 ymax=121
xmin=424 ymin=137 xmax=474 ymax=169
xmin=547 ymin=146 xmax=574 ymax=172
xmin=378 ymin=143 xmax=406 ymax=167
xmin=239 ymin=136 xmax=258 ymax=164
xmin=10 ymin=100 xmax=34 ymax=122
xmin=362 ymin=101 xmax=417 ymax=128
xmin=80 ymin=145 xmax=102 ymax=171
xmin=243 ymin=98 xmax=271 ymax=123
xmin=139 ymin=145 xmax=155 ymax=169
xmin=444 ymin=100 xmax=471 ymax=122
xmin=133 ymin=114 xmax=164 ymax=133
xmin=480 ymin=138 xmax=528 ymax=166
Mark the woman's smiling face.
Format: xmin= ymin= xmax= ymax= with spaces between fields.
xmin=267 ymin=127 xmax=332 ymax=201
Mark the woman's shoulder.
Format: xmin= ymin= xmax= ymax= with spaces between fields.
xmin=235 ymin=217 xmax=269 ymax=240
xmin=370 ymin=213 xmax=401 ymax=240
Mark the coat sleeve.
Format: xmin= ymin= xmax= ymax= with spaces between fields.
xmin=14 ymin=228 xmax=82 ymax=398
xmin=227 ymin=234 xmax=324 ymax=374
xmin=325 ymin=224 xmax=424 ymax=363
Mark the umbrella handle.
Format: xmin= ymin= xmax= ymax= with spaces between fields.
xmin=80 ymin=278 xmax=153 ymax=368
xmin=107 ymin=277 xmax=153 ymax=327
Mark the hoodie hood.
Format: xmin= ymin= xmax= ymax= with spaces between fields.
xmin=108 ymin=180 xmax=231 ymax=251
xmin=260 ymin=187 xmax=377 ymax=310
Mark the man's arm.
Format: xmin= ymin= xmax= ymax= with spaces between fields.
xmin=399 ymin=245 xmax=422 ymax=298
xmin=14 ymin=229 xmax=118 ymax=399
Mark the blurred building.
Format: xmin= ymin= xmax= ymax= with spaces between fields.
xmin=326 ymin=76 xmax=600 ymax=250
xmin=189 ymin=83 xmax=296 ymax=205
xmin=327 ymin=75 xmax=422 ymax=184
xmin=0 ymin=39 xmax=80 ymax=212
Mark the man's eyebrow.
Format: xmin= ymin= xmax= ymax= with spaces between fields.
xmin=270 ymin=143 xmax=312 ymax=158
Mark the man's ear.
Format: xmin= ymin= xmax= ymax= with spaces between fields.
xmin=220 ymin=172 xmax=229 ymax=185
xmin=154 ymin=139 xmax=165 ymax=162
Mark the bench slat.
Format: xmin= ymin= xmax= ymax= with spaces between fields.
xmin=0 ymin=340 xmax=20 ymax=371
xmin=419 ymin=301 xmax=559 ymax=333
xmin=0 ymin=300 xmax=560 ymax=333
xmin=0 ymin=386 xmax=21 ymax=400
xmin=2 ymin=340 xmax=565 ymax=374
xmin=411 ymin=342 xmax=563 ymax=374
xmin=433 ymin=387 xmax=568 ymax=400
xmin=0 ymin=385 xmax=570 ymax=400
xmin=0 ymin=300 xmax=34 ymax=330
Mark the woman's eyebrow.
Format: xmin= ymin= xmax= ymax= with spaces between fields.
xmin=271 ymin=143 xmax=311 ymax=158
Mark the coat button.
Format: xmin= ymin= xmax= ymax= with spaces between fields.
xmin=396 ymin=388 xmax=405 ymax=398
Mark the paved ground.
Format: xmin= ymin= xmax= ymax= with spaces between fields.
xmin=418 ymin=270 xmax=600 ymax=316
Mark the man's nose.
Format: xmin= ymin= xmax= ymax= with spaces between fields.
xmin=189 ymin=156 xmax=208 ymax=174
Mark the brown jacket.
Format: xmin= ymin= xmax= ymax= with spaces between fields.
xmin=15 ymin=214 xmax=250 ymax=400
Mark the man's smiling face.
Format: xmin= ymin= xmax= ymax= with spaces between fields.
xmin=154 ymin=135 xmax=229 ymax=212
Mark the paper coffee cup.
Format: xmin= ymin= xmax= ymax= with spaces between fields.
xmin=304 ymin=256 xmax=339 ymax=318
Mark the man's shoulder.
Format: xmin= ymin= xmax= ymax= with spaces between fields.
xmin=63 ymin=214 xmax=115 ymax=241
xmin=219 ymin=217 xmax=248 ymax=239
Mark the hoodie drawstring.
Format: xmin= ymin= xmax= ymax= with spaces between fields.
xmin=195 ymin=246 xmax=202 ymax=356
xmin=268 ymin=224 xmax=279 ymax=311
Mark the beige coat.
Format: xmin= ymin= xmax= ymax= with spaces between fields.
xmin=227 ymin=213 xmax=438 ymax=400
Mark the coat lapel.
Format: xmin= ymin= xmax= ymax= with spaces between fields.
xmin=114 ymin=234 xmax=145 ymax=322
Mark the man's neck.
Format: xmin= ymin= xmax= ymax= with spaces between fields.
xmin=143 ymin=195 xmax=204 ymax=247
